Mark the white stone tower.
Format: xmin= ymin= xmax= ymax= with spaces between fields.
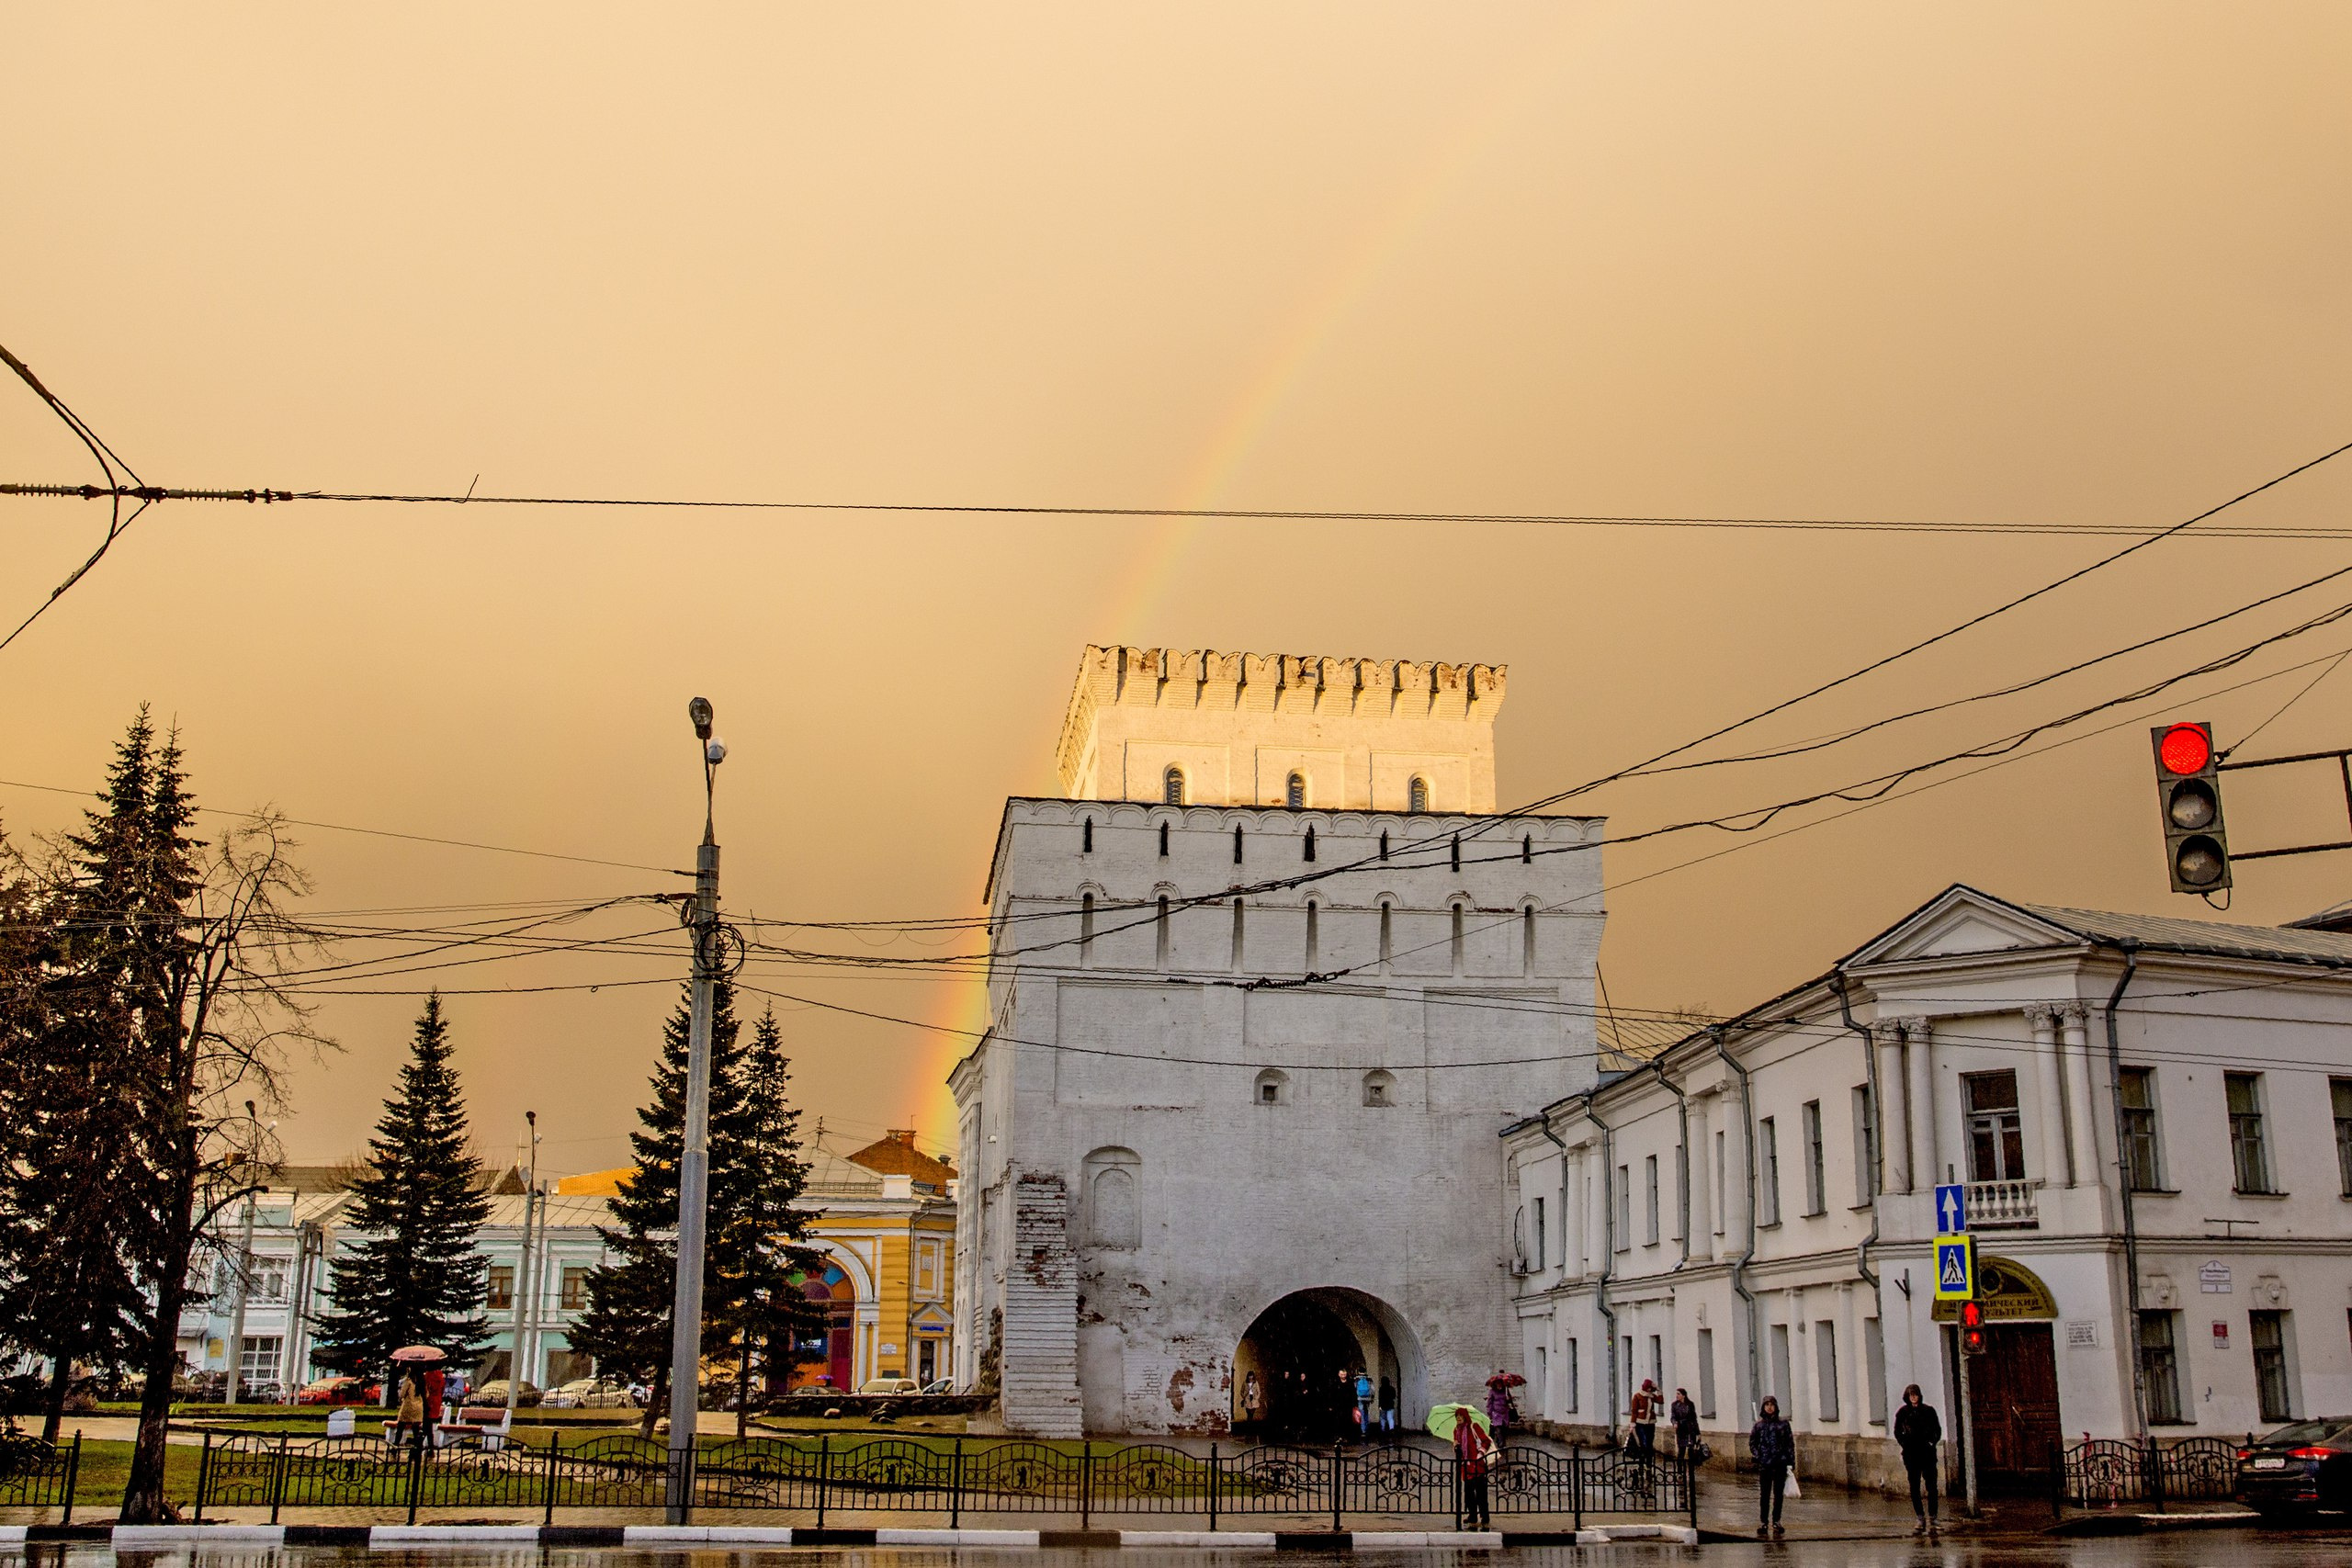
xmin=950 ymin=647 xmax=1603 ymax=1436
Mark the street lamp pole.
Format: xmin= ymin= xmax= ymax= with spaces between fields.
xmin=664 ymin=697 xmax=725 ymax=1523
xmin=505 ymin=1111 xmax=538 ymax=1427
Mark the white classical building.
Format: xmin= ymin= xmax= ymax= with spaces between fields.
xmin=951 ymin=646 xmax=1607 ymax=1436
xmin=1502 ymin=886 xmax=2352 ymax=1493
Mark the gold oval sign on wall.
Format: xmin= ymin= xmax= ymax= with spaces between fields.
xmin=1929 ymin=1254 xmax=2058 ymax=1322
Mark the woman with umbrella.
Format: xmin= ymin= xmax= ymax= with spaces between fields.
xmin=1483 ymin=1370 xmax=1523 ymax=1433
xmin=390 ymin=1347 xmax=444 ymax=1449
xmin=1430 ymin=1402 xmax=1497 ymax=1530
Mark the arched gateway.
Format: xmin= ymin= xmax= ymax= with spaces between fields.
xmin=1234 ymin=1288 xmax=1423 ymax=1441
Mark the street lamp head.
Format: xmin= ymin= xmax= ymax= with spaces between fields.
xmin=688 ymin=697 xmax=714 ymax=740
xmin=705 ymin=738 xmax=728 ymax=765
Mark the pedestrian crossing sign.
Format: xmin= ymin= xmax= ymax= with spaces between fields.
xmin=1933 ymin=1233 xmax=1975 ymax=1302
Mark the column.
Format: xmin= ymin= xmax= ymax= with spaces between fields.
xmin=1689 ymin=1093 xmax=1715 ymax=1260
xmin=2061 ymin=1003 xmax=2100 ymax=1191
xmin=1589 ymin=1143 xmax=1611 ymax=1266
xmin=1564 ymin=1146 xmax=1587 ymax=1275
xmin=1904 ymin=1017 xmax=1938 ymax=1191
xmin=1722 ymin=1093 xmax=1752 ymax=1243
xmin=2030 ymin=1006 xmax=2069 ymax=1190
xmin=1874 ymin=1022 xmax=1910 ymax=1193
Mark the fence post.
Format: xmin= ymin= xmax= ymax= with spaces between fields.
xmin=543 ymin=1437 xmax=559 ymax=1528
xmin=2147 ymin=1437 xmax=2165 ymax=1514
xmin=270 ymin=1432 xmax=289 ymax=1525
xmin=194 ymin=1430 xmax=212 ymax=1523
xmin=1687 ymin=1448 xmax=1699 ymax=1531
xmin=405 ymin=1432 xmax=424 ymax=1525
xmin=1206 ymin=1443 xmax=1218 ymax=1531
xmin=816 ymin=1433 xmax=830 ymax=1530
xmin=1331 ymin=1440 xmax=1343 ymax=1535
xmin=1452 ymin=1446 xmax=1462 ymax=1532
xmin=62 ymin=1431 xmax=81 ymax=1529
xmin=950 ymin=1436 xmax=964 ymax=1529
xmin=1571 ymin=1442 xmax=1582 ymax=1532
xmin=678 ymin=1437 xmax=695 ymax=1527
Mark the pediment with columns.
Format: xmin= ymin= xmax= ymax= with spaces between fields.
xmin=1841 ymin=885 xmax=2081 ymax=971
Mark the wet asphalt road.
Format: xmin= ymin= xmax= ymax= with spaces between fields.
xmin=10 ymin=1529 xmax=2352 ymax=1568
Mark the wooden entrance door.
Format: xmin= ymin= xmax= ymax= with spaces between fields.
xmin=1971 ymin=1323 xmax=2061 ymax=1492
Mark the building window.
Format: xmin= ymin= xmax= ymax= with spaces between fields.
xmin=1851 ymin=1085 xmax=1876 ymax=1205
xmin=1156 ymin=896 xmax=1170 ymax=969
xmin=2332 ymin=1077 xmax=2352 ymax=1196
xmin=1696 ymin=1328 xmax=1716 ymax=1418
xmin=1363 ymin=1069 xmax=1396 ymax=1108
xmin=2140 ymin=1311 xmax=2183 ymax=1424
xmin=1521 ymin=834 xmax=1532 ymax=864
xmin=1649 ymin=1334 xmax=1664 ymax=1393
xmin=1863 ymin=1316 xmax=1888 ymax=1425
xmin=1759 ymin=1118 xmax=1781 ymax=1225
xmin=2226 ymin=1071 xmax=2273 ymax=1192
xmin=1379 ymin=830 xmax=1389 ymax=859
xmin=560 ymin=1266 xmax=590 ymax=1311
xmin=1159 ymin=821 xmax=1170 ymax=856
xmin=1614 ymin=1165 xmax=1631 ymax=1250
xmin=1084 ymin=1147 xmax=1142 ymax=1250
xmin=1644 ymin=1155 xmax=1661 ymax=1245
xmin=1565 ymin=1338 xmax=1579 ymax=1413
xmin=1770 ymin=1325 xmax=1792 ymax=1421
xmin=1408 ymin=776 xmax=1429 ymax=813
xmin=1963 ymin=1069 xmax=2027 ymax=1182
xmin=1450 ymin=905 xmax=1465 ymax=974
xmin=1230 ymin=899 xmax=1245 ymax=969
xmin=1285 ymin=772 xmax=1306 ymax=808
xmin=1815 ymin=1321 xmax=1840 ymax=1423
xmin=1080 ymin=891 xmax=1095 ymax=965
xmin=1304 ymin=825 xmax=1316 ymax=862
xmin=1304 ymin=900 xmax=1318 ymax=970
xmin=1163 ymin=766 xmax=1185 ymax=806
xmin=239 ymin=1336 xmax=284 ymax=1388
xmin=1234 ymin=824 xmax=1244 ymax=863
xmin=488 ymin=1265 xmax=515 ymax=1311
xmin=252 ymin=1256 xmax=289 ymax=1303
xmin=1081 ymin=818 xmax=1093 ymax=853
xmin=1451 ymin=834 xmax=1461 ymax=871
xmin=1378 ymin=904 xmax=1392 ymax=968
xmin=1802 ymin=1100 xmax=1826 ymax=1215
xmin=2250 ymin=1310 xmax=2293 ymax=1423
xmin=2120 ymin=1066 xmax=2163 ymax=1190
xmin=1532 ymin=1195 xmax=1545 ymax=1270
xmin=1521 ymin=908 xmax=1536 ymax=976
xmin=1254 ymin=1068 xmax=1289 ymax=1106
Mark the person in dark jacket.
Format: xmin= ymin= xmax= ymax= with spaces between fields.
xmin=1747 ymin=1395 xmax=1794 ymax=1538
xmin=1669 ymin=1387 xmax=1701 ymax=1461
xmin=1893 ymin=1383 xmax=1943 ymax=1533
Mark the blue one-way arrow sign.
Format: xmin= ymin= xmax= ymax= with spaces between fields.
xmin=1935 ymin=1182 xmax=1967 ymax=1234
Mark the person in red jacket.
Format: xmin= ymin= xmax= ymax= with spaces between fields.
xmin=1454 ymin=1416 xmax=1497 ymax=1529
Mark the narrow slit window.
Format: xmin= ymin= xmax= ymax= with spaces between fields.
xmin=1285 ymin=772 xmax=1306 ymax=809
xmin=1304 ymin=825 xmax=1316 ymax=862
xmin=1080 ymin=892 xmax=1094 ymax=965
xmin=1451 ymin=904 xmax=1465 ymax=974
xmin=1305 ymin=900 xmax=1319 ymax=971
xmin=1379 ymin=904 xmax=1393 ymax=968
xmin=1163 ymin=766 xmax=1186 ymax=806
xmin=1234 ymin=825 xmax=1244 ymax=864
xmin=1230 ymin=899 xmax=1245 ymax=969
xmin=1155 ymin=895 xmax=1170 ymax=969
xmin=1081 ymin=818 xmax=1094 ymax=853
xmin=1408 ymin=776 xmax=1429 ymax=814
xmin=1521 ymin=834 xmax=1532 ymax=864
xmin=1159 ymin=821 xmax=1170 ymax=857
xmin=1521 ymin=908 xmax=1535 ymax=976
xmin=1451 ymin=834 xmax=1461 ymax=872
xmin=1379 ymin=830 xmax=1390 ymax=859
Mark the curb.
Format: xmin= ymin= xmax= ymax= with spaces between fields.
xmin=2050 ymin=1509 xmax=2265 ymax=1536
xmin=0 ymin=1521 xmax=1702 ymax=1548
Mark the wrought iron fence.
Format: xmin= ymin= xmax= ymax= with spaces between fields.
xmin=189 ymin=1428 xmax=1696 ymax=1529
xmin=2061 ymin=1436 xmax=2241 ymax=1507
xmin=0 ymin=1430 xmax=79 ymax=1521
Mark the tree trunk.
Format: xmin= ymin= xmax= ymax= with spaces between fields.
xmin=119 ymin=1162 xmax=197 ymax=1522
xmin=640 ymin=1365 xmax=666 ymax=1441
xmin=40 ymin=1354 xmax=71 ymax=1445
xmin=736 ymin=1337 xmax=752 ymax=1439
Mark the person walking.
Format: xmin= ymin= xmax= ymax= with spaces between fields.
xmin=1241 ymin=1371 xmax=1266 ymax=1432
xmin=1669 ymin=1387 xmax=1702 ymax=1461
xmin=392 ymin=1373 xmax=424 ymax=1447
xmin=1748 ymin=1395 xmax=1794 ymax=1539
xmin=1379 ymin=1376 xmax=1398 ymax=1438
xmin=1894 ymin=1383 xmax=1943 ymax=1534
xmin=1353 ymin=1371 xmax=1375 ymax=1441
xmin=1629 ymin=1379 xmax=1659 ymax=1456
xmin=1454 ymin=1413 xmax=1497 ymax=1529
xmin=1484 ymin=1371 xmax=1517 ymax=1434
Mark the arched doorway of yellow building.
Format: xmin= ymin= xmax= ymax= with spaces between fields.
xmin=797 ymin=1264 xmax=857 ymax=1391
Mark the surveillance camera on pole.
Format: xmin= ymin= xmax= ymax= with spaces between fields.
xmin=2151 ymin=722 xmax=2232 ymax=894
xmin=664 ymin=696 xmax=724 ymax=1523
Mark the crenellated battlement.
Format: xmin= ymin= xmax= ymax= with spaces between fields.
xmin=1056 ymin=646 xmax=1507 ymax=807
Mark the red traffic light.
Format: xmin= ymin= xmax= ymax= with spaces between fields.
xmin=1960 ymin=1300 xmax=1984 ymax=1329
xmin=2158 ymin=722 xmax=2213 ymax=775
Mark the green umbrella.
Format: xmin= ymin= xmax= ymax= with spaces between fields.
xmin=1426 ymin=1402 xmax=1491 ymax=1441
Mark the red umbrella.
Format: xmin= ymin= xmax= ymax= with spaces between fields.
xmin=390 ymin=1346 xmax=447 ymax=1363
xmin=1486 ymin=1371 xmax=1525 ymax=1388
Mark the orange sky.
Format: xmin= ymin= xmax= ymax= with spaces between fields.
xmin=7 ymin=5 xmax=2352 ymax=1178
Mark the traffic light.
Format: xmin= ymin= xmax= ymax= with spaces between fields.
xmin=1960 ymin=1299 xmax=1985 ymax=1356
xmin=2151 ymin=721 xmax=2232 ymax=894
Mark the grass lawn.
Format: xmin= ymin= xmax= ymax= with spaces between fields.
xmin=41 ymin=1438 xmax=207 ymax=1514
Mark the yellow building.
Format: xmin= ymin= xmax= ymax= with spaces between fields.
xmin=558 ymin=1128 xmax=957 ymax=1392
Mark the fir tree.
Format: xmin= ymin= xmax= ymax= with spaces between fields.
xmin=571 ymin=978 xmax=749 ymax=1433
xmin=0 ymin=715 xmax=184 ymax=1440
xmin=311 ymin=995 xmax=493 ymax=1391
xmin=717 ymin=1007 xmax=826 ymax=1430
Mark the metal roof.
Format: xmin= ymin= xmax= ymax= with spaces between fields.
xmin=2019 ymin=900 xmax=2352 ymax=968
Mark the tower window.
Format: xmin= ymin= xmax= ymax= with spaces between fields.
xmin=1163 ymin=765 xmax=1186 ymax=806
xmin=1304 ymin=825 xmax=1316 ymax=863
xmin=1305 ymin=900 xmax=1318 ymax=972
xmin=1379 ymin=830 xmax=1389 ymax=860
xmin=1234 ymin=825 xmax=1244 ymax=864
xmin=1408 ymin=776 xmax=1429 ymax=814
xmin=1521 ymin=834 xmax=1531 ymax=864
xmin=1522 ymin=907 xmax=1536 ymax=976
xmin=1451 ymin=834 xmax=1461 ymax=872
xmin=1363 ymin=1069 xmax=1397 ymax=1108
xmin=1253 ymin=1068 xmax=1290 ymax=1106
xmin=1082 ymin=818 xmax=1094 ymax=854
xmin=1156 ymin=895 xmax=1170 ymax=969
xmin=1285 ymin=772 xmax=1306 ymax=809
xmin=1379 ymin=904 xmax=1393 ymax=968
xmin=1159 ymin=821 xmax=1170 ymax=857
xmin=1230 ymin=899 xmax=1245 ymax=970
xmin=1451 ymin=904 xmax=1465 ymax=975
xmin=1080 ymin=893 xmax=1094 ymax=965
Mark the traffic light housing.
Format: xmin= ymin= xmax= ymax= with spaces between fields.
xmin=1960 ymin=1299 xmax=1985 ymax=1356
xmin=2151 ymin=721 xmax=2232 ymax=894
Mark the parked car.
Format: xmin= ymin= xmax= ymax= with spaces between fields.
xmin=920 ymin=1379 xmax=955 ymax=1395
xmin=858 ymin=1378 xmax=921 ymax=1396
xmin=545 ymin=1378 xmax=635 ymax=1409
xmin=472 ymin=1380 xmax=542 ymax=1408
xmin=2236 ymin=1417 xmax=2352 ymax=1513
xmin=295 ymin=1376 xmax=369 ymax=1406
